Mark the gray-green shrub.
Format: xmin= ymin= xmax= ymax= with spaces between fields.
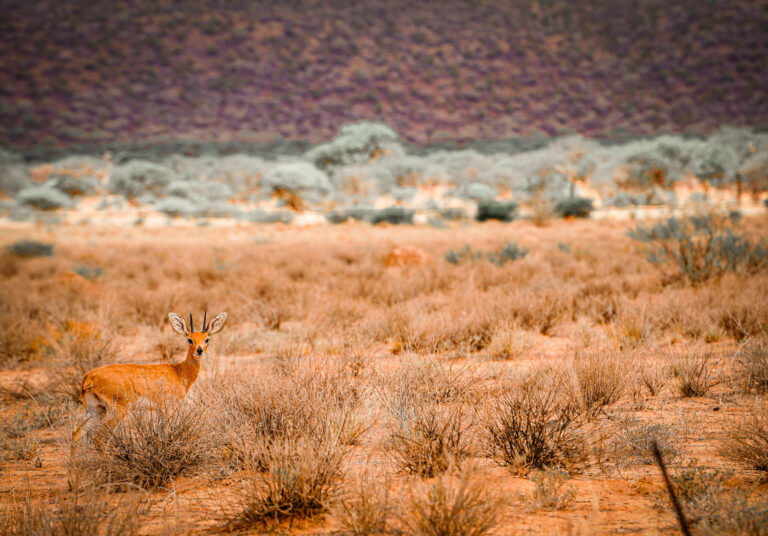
xmin=108 ymin=160 xmax=178 ymax=197
xmin=16 ymin=185 xmax=73 ymax=210
xmin=306 ymin=121 xmax=400 ymax=172
xmin=628 ymin=213 xmax=768 ymax=284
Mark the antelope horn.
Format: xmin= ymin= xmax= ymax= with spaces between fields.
xmin=203 ymin=309 xmax=208 ymax=332
xmin=189 ymin=313 xmax=194 ymax=333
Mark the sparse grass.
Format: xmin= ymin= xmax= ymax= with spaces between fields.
xmin=608 ymin=417 xmax=682 ymax=467
xmin=331 ymin=472 xmax=393 ymax=535
xmin=720 ymin=407 xmax=768 ymax=477
xmin=735 ymin=338 xmax=768 ymax=393
xmin=671 ymin=348 xmax=720 ymax=397
xmin=0 ymin=216 xmax=767 ymax=533
xmin=485 ymin=371 xmax=587 ymax=473
xmin=528 ymin=468 xmax=577 ymax=511
xmin=666 ymin=465 xmax=733 ymax=529
xmin=399 ymin=470 xmax=502 ymax=536
xmin=0 ymin=487 xmax=141 ymax=536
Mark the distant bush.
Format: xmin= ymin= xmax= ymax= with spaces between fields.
xmin=628 ymin=213 xmax=768 ymax=284
xmin=738 ymin=152 xmax=768 ymax=200
xmin=74 ymin=265 xmax=102 ymax=280
xmin=623 ymin=136 xmax=700 ymax=189
xmin=371 ymin=206 xmax=413 ymax=225
xmin=391 ymin=186 xmax=417 ymax=202
xmin=198 ymin=200 xmax=243 ymax=219
xmin=439 ymin=207 xmax=468 ymax=220
xmin=262 ymin=162 xmax=331 ymax=195
xmin=445 ymin=241 xmax=528 ymax=267
xmin=476 ymin=200 xmax=517 ymax=222
xmin=693 ymin=143 xmax=740 ymax=186
xmin=0 ymin=149 xmax=29 ymax=196
xmin=16 ymin=185 xmax=73 ymax=210
xmin=555 ymin=196 xmax=593 ymax=218
xmin=306 ymin=121 xmax=400 ymax=172
xmin=603 ymin=192 xmax=648 ymax=207
xmin=5 ymin=239 xmax=54 ymax=257
xmin=247 ymin=209 xmax=294 ymax=224
xmin=165 ymin=179 xmax=233 ymax=201
xmin=326 ymin=205 xmax=375 ymax=224
xmin=154 ymin=196 xmax=190 ymax=217
xmin=462 ymin=182 xmax=497 ymax=201
xmin=46 ymin=174 xmax=100 ymax=196
xmin=108 ymin=160 xmax=178 ymax=197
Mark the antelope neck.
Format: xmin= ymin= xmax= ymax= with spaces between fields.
xmin=178 ymin=345 xmax=201 ymax=389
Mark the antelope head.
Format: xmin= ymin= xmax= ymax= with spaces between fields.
xmin=168 ymin=310 xmax=227 ymax=358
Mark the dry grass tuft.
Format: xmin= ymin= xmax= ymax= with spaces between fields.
xmin=571 ymin=346 xmax=628 ymax=417
xmin=484 ymin=371 xmax=587 ymax=473
xmin=734 ymin=338 xmax=768 ymax=393
xmin=670 ymin=348 xmax=720 ymax=397
xmin=221 ymin=435 xmax=346 ymax=530
xmin=399 ymin=470 xmax=502 ymax=536
xmin=78 ymin=398 xmax=211 ymax=490
xmin=720 ymin=407 xmax=768 ymax=477
xmin=0 ymin=487 xmax=141 ymax=536
xmin=388 ymin=402 xmax=473 ymax=478
xmin=331 ymin=471 xmax=393 ymax=535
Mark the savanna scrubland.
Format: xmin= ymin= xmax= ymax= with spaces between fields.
xmin=1 ymin=121 xmax=768 ymax=535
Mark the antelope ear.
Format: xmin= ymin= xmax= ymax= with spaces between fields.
xmin=168 ymin=313 xmax=188 ymax=336
xmin=206 ymin=312 xmax=227 ymax=335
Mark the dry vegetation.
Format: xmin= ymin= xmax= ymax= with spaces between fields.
xmin=1 ymin=215 xmax=767 ymax=534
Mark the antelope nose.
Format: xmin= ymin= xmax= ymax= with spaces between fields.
xmin=196 ymin=346 xmax=204 ymax=355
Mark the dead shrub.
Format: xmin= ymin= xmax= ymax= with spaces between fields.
xmin=399 ymin=469 xmax=502 ymax=536
xmin=571 ymin=346 xmax=628 ymax=417
xmin=720 ymin=408 xmax=768 ymax=477
xmin=484 ymin=371 xmax=587 ymax=473
xmin=331 ymin=472 xmax=393 ymax=535
xmin=734 ymin=338 xmax=768 ymax=393
xmin=670 ymin=349 xmax=720 ymax=397
xmin=388 ymin=403 xmax=473 ymax=477
xmin=0 ymin=487 xmax=141 ymax=536
xmin=221 ymin=435 xmax=345 ymax=530
xmin=52 ymin=321 xmax=119 ymax=401
xmin=80 ymin=397 xmax=211 ymax=489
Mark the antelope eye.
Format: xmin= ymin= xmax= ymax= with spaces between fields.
xmin=187 ymin=338 xmax=193 ymax=344
xmin=205 ymin=339 xmax=209 ymax=344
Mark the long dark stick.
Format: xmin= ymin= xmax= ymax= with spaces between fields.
xmin=652 ymin=441 xmax=692 ymax=536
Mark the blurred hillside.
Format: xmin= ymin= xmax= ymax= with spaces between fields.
xmin=1 ymin=0 xmax=767 ymax=153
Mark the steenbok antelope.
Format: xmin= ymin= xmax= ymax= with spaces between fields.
xmin=72 ymin=311 xmax=227 ymax=446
